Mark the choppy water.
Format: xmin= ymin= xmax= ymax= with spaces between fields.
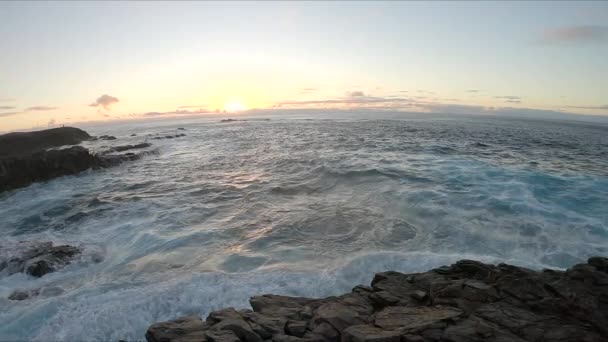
xmin=1 ymin=112 xmax=607 ymax=341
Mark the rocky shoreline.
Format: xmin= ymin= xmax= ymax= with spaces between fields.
xmin=0 ymin=127 xmax=163 ymax=192
xmin=147 ymin=257 xmax=608 ymax=342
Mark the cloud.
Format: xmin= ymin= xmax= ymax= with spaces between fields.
xmin=466 ymin=89 xmax=480 ymax=93
xmin=399 ymin=90 xmax=408 ymax=93
xmin=177 ymin=105 xmax=207 ymax=109
xmin=89 ymin=94 xmax=119 ymax=109
xmin=495 ymin=96 xmax=522 ymax=103
xmin=48 ymin=118 xmax=56 ymax=126
xmin=25 ymin=106 xmax=58 ymax=111
xmin=540 ymin=25 xmax=608 ymax=44
xmin=143 ymin=109 xmax=214 ymax=117
xmin=564 ymin=104 xmax=608 ymax=110
xmin=347 ymin=91 xmax=366 ymax=97
xmin=276 ymin=93 xmax=414 ymax=110
xmin=0 ymin=111 xmax=21 ymax=118
xmin=0 ymin=106 xmax=15 ymax=110
xmin=300 ymin=88 xmax=317 ymax=94
xmin=0 ymin=98 xmax=14 ymax=102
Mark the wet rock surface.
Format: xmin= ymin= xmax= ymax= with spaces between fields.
xmin=146 ymin=258 xmax=608 ymax=342
xmin=1 ymin=242 xmax=81 ymax=278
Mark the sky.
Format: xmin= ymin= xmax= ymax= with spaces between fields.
xmin=1 ymin=1 xmax=607 ymax=131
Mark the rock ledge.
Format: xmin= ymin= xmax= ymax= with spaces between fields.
xmin=146 ymin=257 xmax=608 ymax=342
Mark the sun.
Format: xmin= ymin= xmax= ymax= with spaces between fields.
xmin=223 ymin=100 xmax=247 ymax=113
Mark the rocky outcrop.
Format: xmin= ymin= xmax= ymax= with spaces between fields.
xmin=0 ymin=146 xmax=102 ymax=192
xmin=0 ymin=242 xmax=81 ymax=277
xmin=146 ymin=257 xmax=608 ymax=342
xmin=0 ymin=128 xmax=157 ymax=192
xmin=0 ymin=127 xmax=91 ymax=157
xmin=152 ymin=133 xmax=186 ymax=140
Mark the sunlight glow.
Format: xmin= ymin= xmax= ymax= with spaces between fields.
xmin=223 ymin=100 xmax=247 ymax=113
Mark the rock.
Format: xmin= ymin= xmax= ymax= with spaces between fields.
xmin=342 ymin=325 xmax=401 ymax=342
xmin=410 ymin=290 xmax=427 ymax=301
xmin=25 ymin=260 xmax=53 ymax=277
xmin=250 ymin=295 xmax=315 ymax=319
xmin=212 ymin=318 xmax=262 ymax=342
xmin=178 ymin=128 xmax=186 ymax=130
xmin=98 ymin=135 xmax=117 ymax=140
xmin=205 ymin=330 xmax=240 ymax=342
xmin=0 ymin=127 xmax=90 ymax=157
xmin=4 ymin=242 xmax=81 ymax=277
xmin=8 ymin=290 xmax=34 ymax=300
xmin=588 ymin=257 xmax=608 ymax=272
xmin=145 ymin=316 xmax=208 ymax=342
xmin=152 ymin=134 xmax=186 ymax=140
xmin=312 ymin=302 xmax=365 ymax=333
xmin=220 ymin=119 xmax=237 ymax=123
xmin=1 ymin=146 xmax=100 ymax=192
xmin=146 ymin=258 xmax=608 ymax=342
xmin=286 ymin=320 xmax=308 ymax=337
xmin=101 ymin=142 xmax=152 ymax=154
xmin=374 ymin=306 xmax=462 ymax=331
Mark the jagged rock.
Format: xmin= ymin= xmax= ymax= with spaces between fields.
xmin=4 ymin=242 xmax=81 ymax=277
xmin=285 ymin=320 xmax=307 ymax=338
xmin=1 ymin=146 xmax=102 ymax=192
xmin=342 ymin=325 xmax=401 ymax=342
xmin=374 ymin=306 xmax=462 ymax=331
xmin=98 ymin=135 xmax=117 ymax=140
xmin=146 ymin=258 xmax=608 ymax=342
xmin=212 ymin=319 xmax=262 ymax=342
xmin=146 ymin=316 xmax=208 ymax=342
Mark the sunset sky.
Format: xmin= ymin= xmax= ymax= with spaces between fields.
xmin=1 ymin=1 xmax=607 ymax=131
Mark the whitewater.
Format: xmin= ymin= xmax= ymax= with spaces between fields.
xmin=1 ymin=112 xmax=607 ymax=341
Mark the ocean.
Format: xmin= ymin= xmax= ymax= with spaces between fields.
xmin=1 ymin=112 xmax=607 ymax=340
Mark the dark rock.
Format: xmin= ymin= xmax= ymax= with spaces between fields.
xmin=146 ymin=316 xmax=208 ymax=342
xmin=212 ymin=318 xmax=262 ymax=342
xmin=4 ymin=242 xmax=81 ymax=278
xmin=102 ymin=142 xmax=152 ymax=154
xmin=220 ymin=119 xmax=238 ymax=123
xmin=285 ymin=320 xmax=308 ymax=338
xmin=588 ymin=257 xmax=608 ymax=273
xmin=152 ymin=134 xmax=186 ymax=140
xmin=99 ymin=135 xmax=117 ymax=140
xmin=0 ymin=127 xmax=90 ymax=157
xmin=26 ymin=260 xmax=53 ymax=277
xmin=342 ymin=325 xmax=401 ymax=342
xmin=8 ymin=290 xmax=32 ymax=300
xmin=178 ymin=128 xmax=186 ymax=130
xmin=1 ymin=146 xmax=100 ymax=192
xmin=146 ymin=257 xmax=608 ymax=342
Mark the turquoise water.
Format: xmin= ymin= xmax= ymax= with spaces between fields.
xmin=1 ymin=113 xmax=607 ymax=340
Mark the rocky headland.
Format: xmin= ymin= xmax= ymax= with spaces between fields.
xmin=0 ymin=127 xmax=158 ymax=192
xmin=147 ymin=257 xmax=608 ymax=342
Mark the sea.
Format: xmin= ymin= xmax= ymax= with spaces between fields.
xmin=1 ymin=111 xmax=607 ymax=341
